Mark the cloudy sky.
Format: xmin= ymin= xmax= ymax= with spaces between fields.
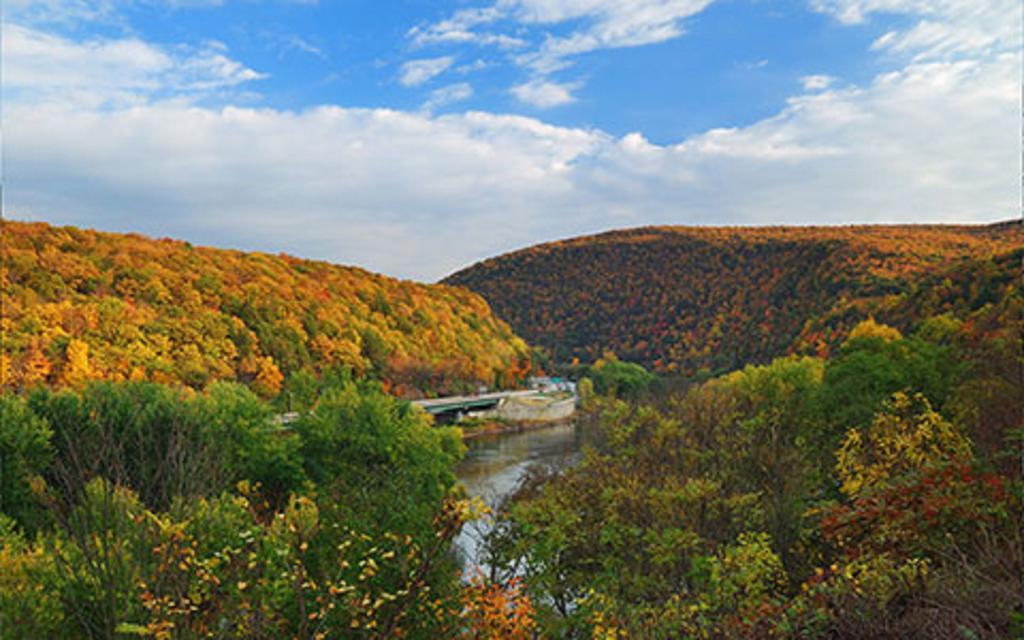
xmin=2 ymin=0 xmax=1019 ymax=281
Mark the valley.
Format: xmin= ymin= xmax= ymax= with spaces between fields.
xmin=2 ymin=219 xmax=1021 ymax=638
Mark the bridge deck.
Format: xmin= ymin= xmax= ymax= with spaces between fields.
xmin=411 ymin=389 xmax=538 ymax=413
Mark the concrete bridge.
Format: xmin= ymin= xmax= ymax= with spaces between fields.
xmin=275 ymin=389 xmax=557 ymax=427
xmin=411 ymin=389 xmax=539 ymax=420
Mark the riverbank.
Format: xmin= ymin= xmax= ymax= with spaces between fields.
xmin=457 ymin=392 xmax=577 ymax=439
xmin=459 ymin=416 xmax=575 ymax=440
xmin=495 ymin=393 xmax=576 ymax=422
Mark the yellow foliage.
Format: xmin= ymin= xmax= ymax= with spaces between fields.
xmin=60 ymin=339 xmax=94 ymax=387
xmin=835 ymin=392 xmax=971 ymax=496
xmin=834 ymin=554 xmax=930 ymax=602
xmin=847 ymin=317 xmax=903 ymax=343
xmin=18 ymin=343 xmax=52 ymax=388
xmin=0 ymin=536 xmax=62 ymax=634
xmin=252 ymin=356 xmax=283 ymax=398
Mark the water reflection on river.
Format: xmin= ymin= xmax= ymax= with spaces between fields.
xmin=454 ymin=421 xmax=584 ymax=572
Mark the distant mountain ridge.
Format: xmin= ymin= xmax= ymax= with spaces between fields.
xmin=445 ymin=221 xmax=1023 ymax=376
xmin=1 ymin=221 xmax=531 ymax=397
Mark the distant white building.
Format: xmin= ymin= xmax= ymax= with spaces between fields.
xmin=527 ymin=376 xmax=576 ymax=394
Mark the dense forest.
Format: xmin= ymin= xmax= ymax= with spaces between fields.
xmin=1 ymin=222 xmax=531 ymax=398
xmin=446 ymin=222 xmax=1023 ymax=376
xmin=481 ymin=301 xmax=1023 ymax=637
xmin=3 ymin=273 xmax=1018 ymax=638
xmin=2 ymin=220 xmax=1021 ymax=638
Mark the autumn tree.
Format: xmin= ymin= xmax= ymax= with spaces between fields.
xmin=835 ymin=391 xmax=971 ymax=497
xmin=59 ymin=339 xmax=94 ymax=387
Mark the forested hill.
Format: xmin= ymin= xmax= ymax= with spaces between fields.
xmin=1 ymin=221 xmax=530 ymax=397
xmin=445 ymin=221 xmax=1023 ymax=376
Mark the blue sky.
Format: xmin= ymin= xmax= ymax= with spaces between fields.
xmin=16 ymin=0 xmax=904 ymax=139
xmin=3 ymin=0 xmax=1019 ymax=280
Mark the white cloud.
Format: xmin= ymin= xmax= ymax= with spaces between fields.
xmin=412 ymin=0 xmax=714 ymax=76
xmin=4 ymin=102 xmax=606 ymax=279
xmin=289 ymin=36 xmax=323 ymax=57
xmin=411 ymin=28 xmax=527 ymax=49
xmin=408 ymin=6 xmax=527 ymax=48
xmin=812 ymin=0 xmax=1020 ymax=60
xmin=4 ymin=0 xmax=124 ymax=26
xmin=4 ymin=0 xmax=230 ymax=28
xmin=399 ymin=56 xmax=456 ymax=86
xmin=810 ymin=0 xmax=942 ymax=26
xmin=800 ymin=74 xmax=835 ymax=91
xmin=2 ymin=24 xmax=265 ymax=107
xmin=275 ymin=33 xmax=325 ymax=59
xmin=456 ymin=59 xmax=491 ymax=74
xmin=177 ymin=47 xmax=266 ymax=89
xmin=3 ymin=24 xmax=170 ymax=90
xmin=6 ymin=47 xmax=1016 ymax=280
xmin=423 ymin=82 xmax=474 ymax=111
xmin=514 ymin=0 xmax=714 ymax=73
xmin=510 ymin=78 xmax=579 ymax=108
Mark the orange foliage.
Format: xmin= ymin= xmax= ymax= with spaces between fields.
xmin=1 ymin=221 xmax=530 ymax=396
xmin=447 ymin=221 xmax=1023 ymax=375
xmin=252 ymin=356 xmax=284 ymax=398
xmin=459 ymin=574 xmax=537 ymax=640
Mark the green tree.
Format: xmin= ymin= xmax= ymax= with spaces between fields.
xmin=197 ymin=382 xmax=306 ymax=507
xmin=0 ymin=395 xmax=53 ymax=533
xmin=587 ymin=352 xmax=657 ymax=400
xmin=819 ymin=324 xmax=960 ymax=446
xmin=293 ymin=381 xmax=464 ymax=540
xmin=715 ymin=356 xmax=825 ymax=572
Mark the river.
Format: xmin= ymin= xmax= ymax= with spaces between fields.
xmin=453 ymin=421 xmax=585 ymax=572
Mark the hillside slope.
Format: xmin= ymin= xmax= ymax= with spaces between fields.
xmin=445 ymin=222 xmax=1023 ymax=376
xmin=1 ymin=221 xmax=530 ymax=397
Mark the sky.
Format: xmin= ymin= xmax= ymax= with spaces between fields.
xmin=2 ymin=0 xmax=1020 ymax=281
